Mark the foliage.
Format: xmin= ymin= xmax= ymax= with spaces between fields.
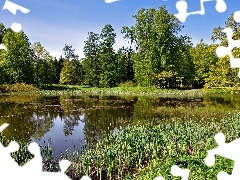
xmin=205 ymin=13 xmax=240 ymax=88
xmin=0 ymin=6 xmax=239 ymax=90
xmin=191 ymin=41 xmax=218 ymax=88
xmin=118 ymin=81 xmax=136 ymax=87
xmin=60 ymin=45 xmax=84 ymax=85
xmin=1 ymin=28 xmax=35 ymax=84
xmin=122 ymin=6 xmax=193 ymax=88
xmin=77 ymin=113 xmax=240 ymax=179
xmin=82 ymin=32 xmax=102 ymax=87
xmin=0 ymin=83 xmax=39 ymax=93
xmin=31 ymin=42 xmax=57 ymax=86
xmin=99 ymin=24 xmax=118 ymax=87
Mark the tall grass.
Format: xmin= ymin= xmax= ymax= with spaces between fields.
xmin=74 ymin=112 xmax=240 ymax=179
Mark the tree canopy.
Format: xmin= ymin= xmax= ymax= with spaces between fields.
xmin=0 ymin=5 xmax=239 ymax=89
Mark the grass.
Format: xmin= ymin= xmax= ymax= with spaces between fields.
xmin=3 ymin=83 xmax=240 ymax=97
xmin=71 ymin=112 xmax=240 ymax=179
xmin=28 ymin=84 xmax=205 ymax=98
xmin=2 ymin=83 xmax=240 ymax=97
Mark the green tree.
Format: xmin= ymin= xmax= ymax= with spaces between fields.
xmin=115 ymin=46 xmax=135 ymax=84
xmin=1 ymin=28 xmax=35 ymax=84
xmin=122 ymin=6 xmax=190 ymax=88
xmin=191 ymin=40 xmax=218 ymax=88
xmin=60 ymin=45 xmax=84 ymax=85
xmin=82 ymin=32 xmax=101 ymax=87
xmin=31 ymin=42 xmax=57 ymax=86
xmin=205 ymin=13 xmax=240 ymax=88
xmin=0 ymin=23 xmax=6 ymax=44
xmin=99 ymin=24 xmax=118 ymax=87
xmin=60 ymin=60 xmax=73 ymax=85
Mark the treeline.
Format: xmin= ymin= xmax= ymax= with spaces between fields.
xmin=0 ymin=5 xmax=239 ymax=89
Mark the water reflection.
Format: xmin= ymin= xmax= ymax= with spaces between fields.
xmin=0 ymin=94 xmax=239 ymax=157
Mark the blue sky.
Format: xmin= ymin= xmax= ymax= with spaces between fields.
xmin=1 ymin=0 xmax=240 ymax=58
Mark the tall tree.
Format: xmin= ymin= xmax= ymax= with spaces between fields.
xmin=0 ymin=23 xmax=6 ymax=44
xmin=191 ymin=40 xmax=218 ymax=88
xmin=99 ymin=24 xmax=118 ymax=87
xmin=205 ymin=13 xmax=240 ymax=88
xmin=60 ymin=45 xmax=83 ymax=85
xmin=31 ymin=42 xmax=57 ymax=86
xmin=122 ymin=6 xmax=190 ymax=87
xmin=1 ymin=28 xmax=35 ymax=84
xmin=82 ymin=32 xmax=101 ymax=87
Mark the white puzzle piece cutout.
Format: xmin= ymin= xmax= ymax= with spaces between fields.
xmin=175 ymin=0 xmax=227 ymax=22
xmin=2 ymin=0 xmax=30 ymax=32
xmin=215 ymin=11 xmax=240 ymax=78
xmin=3 ymin=0 xmax=30 ymax=15
xmin=154 ymin=165 xmax=190 ymax=180
xmin=204 ymin=132 xmax=240 ymax=179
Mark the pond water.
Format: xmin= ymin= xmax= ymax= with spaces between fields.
xmin=0 ymin=94 xmax=240 ymax=157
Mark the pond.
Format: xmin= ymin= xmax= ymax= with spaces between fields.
xmin=0 ymin=94 xmax=240 ymax=157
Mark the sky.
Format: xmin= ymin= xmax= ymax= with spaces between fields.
xmin=0 ymin=0 xmax=240 ymax=59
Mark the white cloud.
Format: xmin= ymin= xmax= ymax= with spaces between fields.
xmin=105 ymin=0 xmax=120 ymax=3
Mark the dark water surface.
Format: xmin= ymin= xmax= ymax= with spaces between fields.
xmin=0 ymin=94 xmax=240 ymax=157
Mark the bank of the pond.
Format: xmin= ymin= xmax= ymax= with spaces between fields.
xmin=1 ymin=112 xmax=240 ymax=179
xmin=2 ymin=84 xmax=240 ymax=97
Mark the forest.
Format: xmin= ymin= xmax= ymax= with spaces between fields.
xmin=0 ymin=5 xmax=239 ymax=90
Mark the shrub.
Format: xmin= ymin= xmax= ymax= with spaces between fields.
xmin=0 ymin=83 xmax=39 ymax=93
xmin=118 ymin=81 xmax=136 ymax=87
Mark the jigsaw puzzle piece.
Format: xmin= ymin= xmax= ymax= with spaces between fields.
xmin=215 ymin=27 xmax=240 ymax=77
xmin=205 ymin=132 xmax=240 ymax=178
xmin=0 ymin=44 xmax=7 ymax=51
xmin=80 ymin=175 xmax=92 ymax=180
xmin=0 ymin=140 xmax=21 ymax=178
xmin=217 ymin=171 xmax=234 ymax=180
xmin=20 ymin=142 xmax=43 ymax=174
xmin=171 ymin=165 xmax=190 ymax=180
xmin=216 ymin=46 xmax=229 ymax=58
xmin=215 ymin=0 xmax=227 ymax=13
xmin=59 ymin=159 xmax=70 ymax=173
xmin=154 ymin=165 xmax=190 ymax=180
xmin=205 ymin=133 xmax=240 ymax=165
xmin=234 ymin=11 xmax=240 ymax=23
xmin=154 ymin=177 xmax=165 ymax=180
xmin=175 ymin=0 xmax=227 ymax=23
xmin=0 ymin=123 xmax=9 ymax=132
xmin=175 ymin=0 xmax=188 ymax=22
xmin=2 ymin=0 xmax=30 ymax=15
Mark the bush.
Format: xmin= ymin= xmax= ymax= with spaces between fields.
xmin=0 ymin=83 xmax=39 ymax=93
xmin=118 ymin=81 xmax=136 ymax=87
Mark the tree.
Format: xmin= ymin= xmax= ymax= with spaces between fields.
xmin=115 ymin=46 xmax=135 ymax=84
xmin=31 ymin=42 xmax=57 ymax=86
xmin=54 ymin=55 xmax=65 ymax=84
xmin=60 ymin=45 xmax=84 ymax=85
xmin=63 ymin=44 xmax=78 ymax=60
xmin=0 ymin=23 xmax=6 ymax=44
xmin=99 ymin=24 xmax=118 ymax=87
xmin=122 ymin=6 xmax=191 ymax=88
xmin=205 ymin=13 xmax=240 ymax=88
xmin=191 ymin=40 xmax=218 ymax=88
xmin=1 ymin=28 xmax=35 ymax=84
xmin=60 ymin=60 xmax=73 ymax=85
xmin=82 ymin=32 xmax=101 ymax=87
